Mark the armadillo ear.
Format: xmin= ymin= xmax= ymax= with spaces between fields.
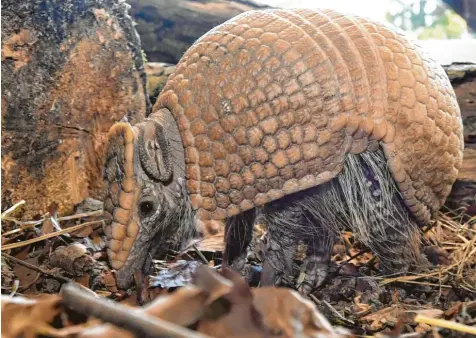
xmin=138 ymin=120 xmax=173 ymax=182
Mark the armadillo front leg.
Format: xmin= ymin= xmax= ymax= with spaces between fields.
xmin=297 ymin=228 xmax=336 ymax=295
xmin=260 ymin=201 xmax=302 ymax=286
xmin=223 ymin=208 xmax=256 ymax=272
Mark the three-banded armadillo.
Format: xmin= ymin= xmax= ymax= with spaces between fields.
xmin=103 ymin=8 xmax=464 ymax=290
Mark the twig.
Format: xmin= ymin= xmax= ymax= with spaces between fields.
xmin=61 ymin=283 xmax=210 ymax=338
xmin=335 ymin=249 xmax=369 ymax=273
xmin=415 ymin=314 xmax=476 ymax=335
xmin=192 ymin=244 xmax=209 ymax=264
xmin=2 ymin=253 xmax=72 ymax=283
xmin=57 ymin=210 xmax=103 ymax=221
xmin=1 ymin=220 xmax=104 ymax=251
xmin=309 ymin=294 xmax=355 ymax=325
xmin=1 ymin=200 xmax=26 ymax=219
xmin=379 ymin=264 xmax=456 ymax=286
xmin=393 ymin=280 xmax=451 ymax=288
xmin=2 ymin=210 xmax=103 ymax=237
xmin=456 ymin=234 xmax=476 ymax=279
xmin=1 ymin=220 xmax=44 ymax=235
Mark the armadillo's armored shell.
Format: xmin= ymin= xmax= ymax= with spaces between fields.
xmin=155 ymin=9 xmax=464 ymax=227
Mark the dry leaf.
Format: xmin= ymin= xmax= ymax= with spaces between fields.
xmin=74 ymin=266 xmax=350 ymax=338
xmin=361 ymin=305 xmax=405 ymax=331
xmin=40 ymin=218 xmax=54 ymax=235
xmin=195 ymin=232 xmax=225 ymax=252
xmin=1 ymin=294 xmax=61 ymax=338
xmin=50 ymin=244 xmax=92 ymax=276
xmin=13 ymin=257 xmax=40 ymax=292
xmin=103 ymin=271 xmax=118 ymax=292
xmin=253 ymin=287 xmax=349 ymax=337
xmin=79 ymin=286 xmax=210 ymax=338
xmin=353 ymin=295 xmax=372 ymax=316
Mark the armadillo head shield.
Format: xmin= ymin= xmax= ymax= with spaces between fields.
xmin=103 ymin=111 xmax=192 ymax=289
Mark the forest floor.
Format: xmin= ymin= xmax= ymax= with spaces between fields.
xmin=1 ymin=199 xmax=475 ymax=337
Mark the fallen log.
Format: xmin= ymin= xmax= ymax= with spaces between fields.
xmin=1 ymin=0 xmax=149 ymax=217
xmin=127 ymin=0 xmax=270 ymax=63
xmin=443 ymin=63 xmax=476 ymax=211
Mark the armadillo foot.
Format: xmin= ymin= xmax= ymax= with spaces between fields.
xmin=223 ymin=208 xmax=256 ymax=274
xmin=260 ymin=231 xmax=296 ymax=286
xmin=259 ymin=199 xmax=304 ymax=287
xmin=297 ymin=253 xmax=331 ymax=295
xmin=296 ymin=233 xmax=334 ymax=295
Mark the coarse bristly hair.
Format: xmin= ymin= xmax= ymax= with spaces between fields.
xmin=262 ymin=146 xmax=423 ymax=273
xmin=172 ymin=178 xmax=198 ymax=251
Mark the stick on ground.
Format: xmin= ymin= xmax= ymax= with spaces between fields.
xmin=60 ymin=283 xmax=210 ymax=338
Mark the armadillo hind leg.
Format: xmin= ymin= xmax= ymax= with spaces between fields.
xmin=301 ymin=147 xmax=425 ymax=274
xmin=223 ymin=208 xmax=257 ymax=272
xmin=338 ymin=149 xmax=425 ymax=273
xmin=275 ymin=184 xmax=342 ymax=294
xmin=259 ymin=147 xmax=426 ymax=291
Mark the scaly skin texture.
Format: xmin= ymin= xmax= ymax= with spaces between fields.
xmin=155 ymin=8 xmax=464 ymax=232
xmin=104 ymin=8 xmax=464 ymax=288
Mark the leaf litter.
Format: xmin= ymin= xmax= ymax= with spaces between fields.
xmin=1 ymin=199 xmax=475 ymax=337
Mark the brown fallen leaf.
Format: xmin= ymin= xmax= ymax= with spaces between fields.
xmin=49 ymin=243 xmax=93 ymax=276
xmin=444 ymin=301 xmax=476 ymax=318
xmin=40 ymin=218 xmax=55 ymax=235
xmin=103 ymin=271 xmax=118 ymax=292
xmin=361 ymin=305 xmax=406 ymax=331
xmin=13 ymin=256 xmax=40 ymax=292
xmin=361 ymin=304 xmax=444 ymax=332
xmin=353 ymin=295 xmax=372 ymax=316
xmin=253 ymin=287 xmax=350 ymax=338
xmin=195 ymin=231 xmax=225 ymax=252
xmin=197 ymin=267 xmax=267 ymax=338
xmin=1 ymin=294 xmax=61 ymax=338
xmin=68 ymin=266 xmax=350 ymax=338
xmin=196 ymin=267 xmax=350 ymax=338
xmin=79 ymin=286 xmax=211 ymax=338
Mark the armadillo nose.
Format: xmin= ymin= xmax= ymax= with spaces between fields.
xmin=114 ymin=266 xmax=135 ymax=289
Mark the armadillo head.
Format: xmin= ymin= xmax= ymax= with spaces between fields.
xmin=103 ymin=108 xmax=196 ymax=289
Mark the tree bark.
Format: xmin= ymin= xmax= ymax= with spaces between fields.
xmin=1 ymin=0 xmax=149 ymax=217
xmin=127 ymin=0 xmax=270 ymax=63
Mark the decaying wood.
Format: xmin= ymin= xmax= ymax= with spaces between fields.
xmin=444 ymin=63 xmax=476 ymax=210
xmin=1 ymin=0 xmax=149 ymax=218
xmin=128 ymin=0 xmax=270 ymax=63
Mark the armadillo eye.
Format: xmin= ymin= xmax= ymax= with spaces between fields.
xmin=139 ymin=200 xmax=155 ymax=218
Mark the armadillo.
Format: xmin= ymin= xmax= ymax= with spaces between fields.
xmin=103 ymin=8 xmax=464 ymax=290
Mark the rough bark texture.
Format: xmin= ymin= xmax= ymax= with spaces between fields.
xmin=128 ymin=0 xmax=270 ymax=63
xmin=1 ymin=0 xmax=149 ymax=217
xmin=444 ymin=63 xmax=476 ymax=210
